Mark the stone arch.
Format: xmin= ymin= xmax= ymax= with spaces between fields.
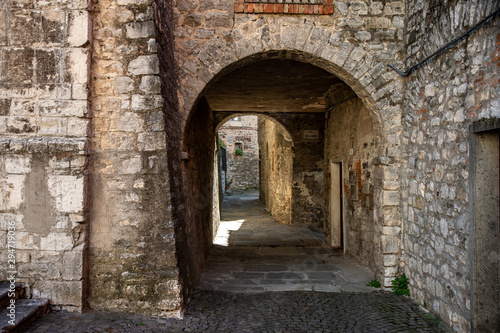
xmin=215 ymin=112 xmax=294 ymax=138
xmin=178 ymin=22 xmax=403 ymax=146
xmin=176 ymin=28 xmax=403 ymax=292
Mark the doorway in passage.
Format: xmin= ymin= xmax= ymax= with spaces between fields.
xmin=329 ymin=161 xmax=343 ymax=249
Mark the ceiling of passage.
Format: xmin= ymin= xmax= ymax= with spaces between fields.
xmin=204 ymin=59 xmax=345 ymax=113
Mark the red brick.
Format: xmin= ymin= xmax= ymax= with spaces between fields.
xmin=298 ymin=4 xmax=304 ymax=14
xmin=263 ymin=4 xmax=268 ymax=13
xmin=294 ymin=4 xmax=298 ymax=13
xmin=491 ymin=48 xmax=500 ymax=63
xmin=249 ymin=3 xmax=253 ymax=12
xmin=314 ymin=4 xmax=319 ymax=14
xmin=279 ymin=4 xmax=283 ymax=13
xmin=319 ymin=5 xmax=324 ymax=15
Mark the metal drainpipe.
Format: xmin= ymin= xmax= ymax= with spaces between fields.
xmin=388 ymin=8 xmax=500 ymax=77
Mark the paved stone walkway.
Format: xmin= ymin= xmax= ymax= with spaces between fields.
xmin=215 ymin=190 xmax=324 ymax=247
xmin=26 ymin=193 xmax=447 ymax=332
xmin=198 ymin=246 xmax=376 ymax=293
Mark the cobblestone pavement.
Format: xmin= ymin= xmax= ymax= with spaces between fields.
xmin=27 ymin=290 xmax=445 ymax=332
xmin=27 ymin=193 xmax=447 ymax=332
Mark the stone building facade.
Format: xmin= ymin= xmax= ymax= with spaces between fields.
xmin=218 ymin=115 xmax=259 ymax=191
xmin=0 ymin=0 xmax=498 ymax=331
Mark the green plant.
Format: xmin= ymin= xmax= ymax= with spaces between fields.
xmin=366 ymin=279 xmax=381 ymax=288
xmin=426 ymin=313 xmax=439 ymax=325
xmin=219 ymin=138 xmax=226 ymax=148
xmin=391 ymin=273 xmax=410 ymax=296
xmin=235 ymin=148 xmax=243 ymax=156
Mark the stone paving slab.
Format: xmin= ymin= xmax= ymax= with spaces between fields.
xmin=27 ymin=291 xmax=446 ymax=332
xmin=198 ymin=245 xmax=376 ymax=294
xmin=215 ymin=194 xmax=324 ymax=247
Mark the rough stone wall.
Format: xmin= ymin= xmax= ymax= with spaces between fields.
xmin=258 ymin=118 xmax=293 ymax=225
xmin=402 ymin=0 xmax=499 ymax=331
xmin=218 ymin=115 xmax=259 ymax=191
xmin=324 ymin=84 xmax=385 ymax=276
xmin=281 ymin=114 xmax=325 ymax=228
xmin=179 ymin=98 xmax=216 ymax=300
xmin=0 ymin=0 xmax=90 ymax=311
xmin=89 ymin=0 xmax=180 ymax=316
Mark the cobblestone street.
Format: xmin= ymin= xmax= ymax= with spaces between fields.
xmin=27 ymin=290 xmax=444 ymax=333
xmin=26 ymin=193 xmax=446 ymax=332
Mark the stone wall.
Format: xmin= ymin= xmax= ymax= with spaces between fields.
xmin=324 ymin=85 xmax=385 ymax=275
xmin=89 ymin=0 xmax=179 ymax=316
xmin=218 ymin=115 xmax=259 ymax=191
xmin=0 ymin=0 xmax=90 ymax=311
xmin=282 ymin=114 xmax=326 ymax=228
xmin=178 ymin=97 xmax=216 ymax=300
xmin=402 ymin=0 xmax=499 ymax=331
xmin=258 ymin=118 xmax=293 ymax=225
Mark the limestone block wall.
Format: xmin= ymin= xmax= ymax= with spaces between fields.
xmin=324 ymin=85 xmax=384 ymax=276
xmin=258 ymin=118 xmax=293 ymax=225
xmin=402 ymin=0 xmax=499 ymax=331
xmin=0 ymin=0 xmax=90 ymax=311
xmin=89 ymin=0 xmax=179 ymax=316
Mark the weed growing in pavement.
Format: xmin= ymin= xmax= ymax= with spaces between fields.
xmin=391 ymin=273 xmax=410 ymax=296
xmin=366 ymin=279 xmax=381 ymax=288
xmin=426 ymin=313 xmax=439 ymax=325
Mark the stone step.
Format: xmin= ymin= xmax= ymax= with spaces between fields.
xmin=0 ymin=283 xmax=24 ymax=310
xmin=0 ymin=299 xmax=49 ymax=333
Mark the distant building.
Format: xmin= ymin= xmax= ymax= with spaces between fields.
xmin=218 ymin=116 xmax=259 ymax=191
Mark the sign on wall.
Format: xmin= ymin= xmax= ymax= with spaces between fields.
xmin=303 ymin=130 xmax=320 ymax=140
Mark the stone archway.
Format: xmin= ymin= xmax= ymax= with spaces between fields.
xmin=166 ymin=52 xmax=403 ymax=303
xmin=153 ymin=1 xmax=405 ymax=308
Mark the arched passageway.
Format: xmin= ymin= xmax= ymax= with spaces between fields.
xmin=172 ymin=52 xmax=396 ymax=302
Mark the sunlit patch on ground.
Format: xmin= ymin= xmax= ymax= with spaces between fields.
xmin=213 ymin=219 xmax=246 ymax=246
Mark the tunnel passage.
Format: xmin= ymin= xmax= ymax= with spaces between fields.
xmin=176 ymin=56 xmax=385 ymax=305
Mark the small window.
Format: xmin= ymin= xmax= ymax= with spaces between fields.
xmin=235 ymin=142 xmax=243 ymax=156
xmin=231 ymin=116 xmax=241 ymax=121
